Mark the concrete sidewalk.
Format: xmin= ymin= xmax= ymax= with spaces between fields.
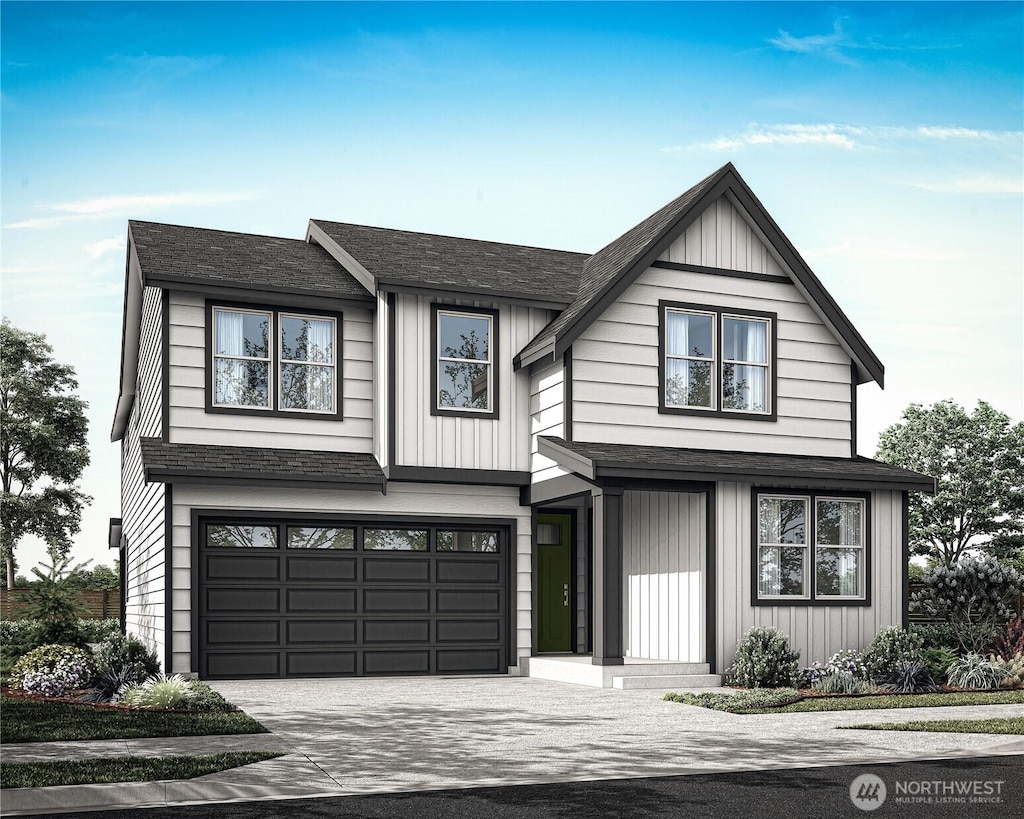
xmin=3 ymin=677 xmax=1023 ymax=815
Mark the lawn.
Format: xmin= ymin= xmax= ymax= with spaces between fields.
xmin=844 ymin=717 xmax=1024 ymax=735
xmin=1 ymin=752 xmax=284 ymax=789
xmin=665 ymin=689 xmax=1024 ymax=714
xmin=0 ymin=696 xmax=269 ymax=744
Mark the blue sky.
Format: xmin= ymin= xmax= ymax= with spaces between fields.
xmin=2 ymin=1 xmax=1022 ymax=572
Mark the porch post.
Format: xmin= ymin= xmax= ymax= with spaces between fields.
xmin=591 ymin=487 xmax=624 ymax=665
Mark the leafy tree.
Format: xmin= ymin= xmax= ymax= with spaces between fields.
xmin=66 ymin=561 xmax=120 ymax=591
xmin=0 ymin=319 xmax=91 ymax=587
xmin=876 ymin=400 xmax=1024 ymax=566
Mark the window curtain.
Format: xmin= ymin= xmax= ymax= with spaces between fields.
xmin=215 ymin=311 xmax=245 ymax=404
xmin=216 ymin=311 xmax=244 ymax=355
xmin=835 ymin=502 xmax=860 ymax=596
xmin=729 ymin=320 xmax=767 ymax=411
xmin=666 ymin=312 xmax=691 ymax=356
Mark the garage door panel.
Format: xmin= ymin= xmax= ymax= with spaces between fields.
xmin=206 ymin=620 xmax=280 ymax=646
xmin=436 ymin=619 xmax=501 ymax=643
xmin=436 ymin=559 xmax=500 ymax=584
xmin=206 ymin=587 xmax=279 ymax=613
xmin=362 ymin=619 xmax=431 ymax=643
xmin=364 ymin=650 xmax=431 ymax=675
xmin=286 ymin=620 xmax=357 ymax=644
xmin=437 ymin=649 xmax=502 ymax=673
xmin=206 ymin=652 xmax=280 ymax=678
xmin=205 ymin=555 xmax=280 ymax=580
xmin=363 ymin=558 xmax=430 ymax=583
xmin=436 ymin=589 xmax=502 ymax=613
xmin=287 ymin=557 xmax=356 ymax=581
xmin=363 ymin=588 xmax=431 ymax=612
xmin=287 ymin=588 xmax=357 ymax=612
xmin=287 ymin=651 xmax=357 ymax=676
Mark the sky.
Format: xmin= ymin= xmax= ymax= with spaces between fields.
xmin=2 ymin=1 xmax=1022 ymax=574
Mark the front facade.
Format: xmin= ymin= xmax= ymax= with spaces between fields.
xmin=112 ymin=164 xmax=933 ymax=683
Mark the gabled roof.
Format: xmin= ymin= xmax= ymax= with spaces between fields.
xmin=515 ymin=163 xmax=884 ymax=386
xmin=129 ymin=220 xmax=373 ymax=302
xmin=309 ymin=220 xmax=585 ymax=306
xmin=539 ymin=437 xmax=935 ymax=493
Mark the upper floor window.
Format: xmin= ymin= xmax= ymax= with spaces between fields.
xmin=660 ymin=301 xmax=775 ymax=418
xmin=210 ymin=304 xmax=340 ymax=418
xmin=431 ymin=305 xmax=499 ymax=418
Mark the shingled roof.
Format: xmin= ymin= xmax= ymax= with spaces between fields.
xmin=310 ymin=220 xmax=585 ymax=304
xmin=139 ymin=438 xmax=385 ymax=491
xmin=538 ymin=437 xmax=935 ymax=493
xmin=129 ymin=221 xmax=372 ymax=301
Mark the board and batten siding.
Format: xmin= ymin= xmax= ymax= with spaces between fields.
xmin=165 ymin=291 xmax=374 ymax=452
xmin=571 ymin=198 xmax=853 ymax=458
xmin=622 ymin=491 xmax=706 ymax=662
xmin=393 ymin=294 xmax=552 ymax=471
xmin=167 ymin=482 xmax=533 ymax=675
xmin=529 ymin=358 xmax=567 ymax=482
xmin=122 ymin=285 xmax=167 ymax=660
xmin=715 ymin=482 xmax=903 ymax=672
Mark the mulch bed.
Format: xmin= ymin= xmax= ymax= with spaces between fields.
xmin=0 ymin=688 xmax=226 ymax=713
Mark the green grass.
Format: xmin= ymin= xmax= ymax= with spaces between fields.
xmin=740 ymin=690 xmax=1024 ymax=714
xmin=844 ymin=717 xmax=1024 ymax=735
xmin=0 ymin=696 xmax=269 ymax=744
xmin=1 ymin=752 xmax=284 ymax=789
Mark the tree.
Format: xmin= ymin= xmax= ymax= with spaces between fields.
xmin=876 ymin=399 xmax=1024 ymax=567
xmin=0 ymin=319 xmax=91 ymax=588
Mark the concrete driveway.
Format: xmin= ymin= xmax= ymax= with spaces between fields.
xmin=208 ymin=675 xmax=1024 ymax=796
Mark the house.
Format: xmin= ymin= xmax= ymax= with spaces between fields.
xmin=111 ymin=163 xmax=934 ymax=688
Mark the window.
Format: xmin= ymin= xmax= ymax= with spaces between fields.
xmin=286 ymin=527 xmax=354 ymax=550
xmin=363 ymin=528 xmax=429 ymax=551
xmin=432 ymin=305 xmax=498 ymax=418
xmin=660 ymin=301 xmax=775 ymax=418
xmin=206 ymin=524 xmax=278 ymax=548
xmin=755 ymin=492 xmax=867 ymax=603
xmin=437 ymin=530 xmax=499 ymax=552
xmin=210 ymin=305 xmax=340 ymax=417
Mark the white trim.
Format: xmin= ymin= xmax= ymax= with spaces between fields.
xmin=277 ymin=312 xmax=338 ymax=414
xmin=664 ymin=307 xmax=717 ymax=411
xmin=436 ymin=309 xmax=494 ymax=413
xmin=212 ymin=307 xmax=273 ymax=410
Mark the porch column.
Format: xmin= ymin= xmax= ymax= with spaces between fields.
xmin=591 ymin=487 xmax=624 ymax=665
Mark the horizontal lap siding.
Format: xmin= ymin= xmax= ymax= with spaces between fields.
xmin=715 ymin=482 xmax=903 ymax=673
xmin=529 ymin=359 xmax=567 ymax=482
xmin=170 ymin=483 xmax=532 ymax=674
xmin=122 ymin=285 xmax=166 ymax=663
xmin=394 ymin=294 xmax=551 ymax=471
xmin=166 ymin=292 xmax=374 ymax=452
xmin=572 ymin=263 xmax=853 ymax=457
xmin=623 ymin=491 xmax=705 ymax=662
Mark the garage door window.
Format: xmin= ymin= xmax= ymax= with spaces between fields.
xmin=363 ymin=528 xmax=428 ymax=551
xmin=437 ymin=531 xmax=499 ymax=552
xmin=286 ymin=527 xmax=354 ymax=550
xmin=206 ymin=524 xmax=277 ymax=548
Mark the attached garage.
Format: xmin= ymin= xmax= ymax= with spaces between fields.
xmin=195 ymin=514 xmax=511 ymax=679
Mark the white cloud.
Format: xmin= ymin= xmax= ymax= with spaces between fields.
xmin=3 ymin=191 xmax=259 ymax=230
xmin=769 ymin=22 xmax=852 ymax=63
xmin=86 ymin=236 xmax=125 ymax=259
xmin=904 ymin=175 xmax=1024 ymax=195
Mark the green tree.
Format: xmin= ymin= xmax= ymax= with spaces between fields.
xmin=876 ymin=400 xmax=1024 ymax=566
xmin=66 ymin=560 xmax=120 ymax=590
xmin=0 ymin=319 xmax=91 ymax=588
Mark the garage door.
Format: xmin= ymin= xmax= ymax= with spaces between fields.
xmin=197 ymin=517 xmax=510 ymax=679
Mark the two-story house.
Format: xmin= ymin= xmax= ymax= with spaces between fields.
xmin=110 ymin=163 xmax=934 ymax=688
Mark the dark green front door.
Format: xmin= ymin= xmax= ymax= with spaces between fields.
xmin=537 ymin=513 xmax=572 ymax=653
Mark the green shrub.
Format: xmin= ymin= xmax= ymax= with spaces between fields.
xmin=79 ymin=618 xmax=120 ymax=643
xmin=11 ymin=644 xmax=95 ymax=697
xmin=877 ymin=659 xmax=940 ymax=694
xmin=24 ymin=555 xmax=91 ymax=647
xmin=178 ymin=681 xmax=236 ymax=712
xmin=811 ymin=671 xmax=874 ymax=694
xmin=93 ymin=633 xmax=160 ymax=682
xmin=119 ymin=674 xmax=195 ymax=709
xmin=726 ymin=626 xmax=800 ymax=688
xmin=946 ymin=654 xmax=1011 ymax=690
xmin=863 ymin=626 xmax=924 ymax=683
xmin=922 ymin=647 xmax=959 ymax=682
xmin=911 ymin=622 xmax=961 ymax=652
xmin=664 ymin=688 xmax=802 ymax=712
xmin=800 ymin=649 xmax=870 ymax=687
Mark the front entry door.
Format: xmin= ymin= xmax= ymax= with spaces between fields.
xmin=537 ymin=513 xmax=572 ymax=653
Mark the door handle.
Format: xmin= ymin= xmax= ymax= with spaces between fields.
xmin=563 ymin=583 xmax=570 ymax=607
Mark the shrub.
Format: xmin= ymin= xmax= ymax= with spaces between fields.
xmin=910 ymin=622 xmax=961 ymax=652
xmin=811 ymin=671 xmax=874 ymax=694
xmin=10 ymin=644 xmax=95 ymax=697
xmin=921 ymin=647 xmax=959 ymax=682
xmin=664 ymin=688 xmax=802 ymax=712
xmin=24 ymin=555 xmax=91 ymax=647
xmin=990 ymin=616 xmax=1024 ymax=661
xmin=911 ymin=555 xmax=1022 ymax=653
xmin=93 ymin=633 xmax=161 ymax=687
xmin=946 ymin=654 xmax=1011 ymax=690
xmin=877 ymin=659 xmax=940 ymax=694
xmin=726 ymin=626 xmax=800 ymax=688
xmin=178 ymin=680 xmax=236 ymax=712
xmin=994 ymin=653 xmax=1024 ymax=689
xmin=79 ymin=618 xmax=120 ymax=643
xmin=119 ymin=674 xmax=195 ymax=709
xmin=799 ymin=649 xmax=870 ymax=687
xmin=863 ymin=627 xmax=924 ymax=683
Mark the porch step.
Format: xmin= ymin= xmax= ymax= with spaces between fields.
xmin=611 ymin=674 xmax=723 ymax=690
xmin=525 ymin=656 xmax=716 ymax=688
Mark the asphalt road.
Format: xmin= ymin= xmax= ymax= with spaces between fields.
xmin=32 ymin=755 xmax=1023 ymax=819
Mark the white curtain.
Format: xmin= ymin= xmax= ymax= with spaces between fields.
xmin=216 ymin=310 xmax=244 ymax=355
xmin=306 ymin=319 xmax=332 ymax=363
xmin=666 ymin=312 xmax=692 ymax=356
xmin=215 ymin=311 xmax=245 ymax=404
xmin=727 ymin=319 xmax=767 ymax=411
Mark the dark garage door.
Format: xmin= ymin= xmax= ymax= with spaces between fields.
xmin=197 ymin=517 xmax=510 ymax=679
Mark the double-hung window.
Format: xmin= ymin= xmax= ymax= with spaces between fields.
xmin=210 ymin=305 xmax=340 ymax=417
xmin=755 ymin=492 xmax=867 ymax=604
xmin=660 ymin=301 xmax=774 ymax=417
xmin=432 ymin=305 xmax=498 ymax=418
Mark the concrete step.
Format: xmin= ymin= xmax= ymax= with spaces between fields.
xmin=611 ymin=674 xmax=723 ymax=690
xmin=525 ymin=656 xmax=715 ymax=688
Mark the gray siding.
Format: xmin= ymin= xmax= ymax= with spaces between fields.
xmin=169 ymin=482 xmax=532 ymax=674
xmin=715 ymin=482 xmax=903 ymax=673
xmin=393 ymin=294 xmax=551 ymax=471
xmin=166 ymin=291 xmax=374 ymax=452
xmin=529 ymin=358 xmax=566 ymax=482
xmin=121 ymin=284 xmax=167 ymax=663
xmin=623 ymin=491 xmax=705 ymax=662
xmin=571 ymin=263 xmax=854 ymax=457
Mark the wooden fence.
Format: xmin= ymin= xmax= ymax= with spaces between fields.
xmin=0 ymin=589 xmax=121 ymax=620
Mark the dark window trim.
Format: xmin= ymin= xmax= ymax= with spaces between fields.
xmin=749 ymin=487 xmax=872 ymax=607
xmin=204 ymin=299 xmax=345 ymax=421
xmin=430 ymin=303 xmax=500 ymax=419
xmin=658 ymin=300 xmax=778 ymax=421
xmin=650 ymin=258 xmax=791 ymax=285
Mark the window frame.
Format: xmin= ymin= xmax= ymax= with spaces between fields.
xmin=206 ymin=301 xmax=344 ymax=421
xmin=430 ymin=303 xmax=500 ymax=419
xmin=751 ymin=489 xmax=871 ymax=607
xmin=658 ymin=300 xmax=777 ymax=421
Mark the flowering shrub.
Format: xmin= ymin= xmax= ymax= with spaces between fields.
xmin=990 ymin=616 xmax=1024 ymax=661
xmin=726 ymin=626 xmax=800 ymax=688
xmin=11 ymin=644 xmax=95 ymax=697
xmin=863 ymin=627 xmax=924 ymax=683
xmin=800 ymin=649 xmax=869 ymax=686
